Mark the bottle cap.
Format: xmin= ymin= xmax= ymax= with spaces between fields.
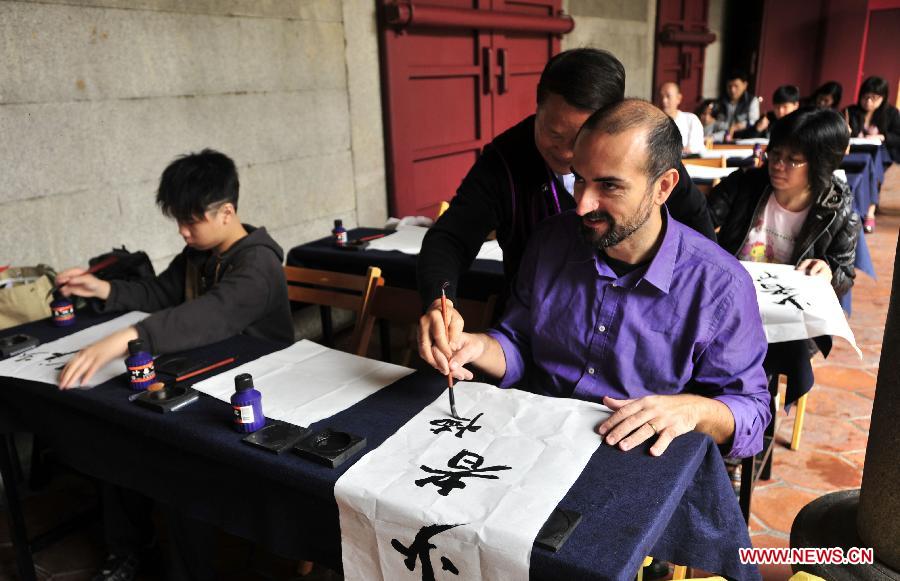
xmin=235 ymin=373 xmax=254 ymax=392
xmin=52 ymin=290 xmax=66 ymax=302
xmin=127 ymin=339 xmax=145 ymax=356
xmin=334 ymin=219 xmax=343 ymax=228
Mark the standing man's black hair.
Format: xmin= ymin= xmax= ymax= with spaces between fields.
xmin=773 ymin=85 xmax=800 ymax=105
xmin=536 ymin=48 xmax=626 ymax=111
xmin=726 ymin=69 xmax=750 ymax=83
xmin=156 ymin=148 xmax=240 ymax=223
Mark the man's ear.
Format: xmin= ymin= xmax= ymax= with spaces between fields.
xmin=219 ymin=202 xmax=236 ymax=224
xmin=654 ymin=168 xmax=680 ymax=206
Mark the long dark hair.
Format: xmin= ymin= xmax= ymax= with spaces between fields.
xmin=768 ymin=108 xmax=849 ymax=198
xmin=812 ymin=81 xmax=842 ymax=109
xmin=857 ymin=76 xmax=891 ymax=129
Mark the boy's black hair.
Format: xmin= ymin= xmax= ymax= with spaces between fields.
xmin=769 ymin=108 xmax=849 ymax=199
xmin=812 ymin=81 xmax=842 ymax=109
xmin=536 ymin=48 xmax=626 ymax=112
xmin=726 ymin=69 xmax=749 ymax=83
xmin=156 ymin=149 xmax=239 ymax=223
xmin=773 ymin=85 xmax=800 ymax=105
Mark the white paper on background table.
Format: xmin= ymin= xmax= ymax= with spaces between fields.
xmin=365 ymin=225 xmax=503 ymax=262
xmin=0 ymin=311 xmax=149 ymax=386
xmin=684 ymin=165 xmax=739 ymax=180
xmin=699 ymin=147 xmax=753 ymax=159
xmin=734 ymin=138 xmax=770 ymax=145
xmin=849 ymin=137 xmax=884 ymax=146
xmin=193 ymin=340 xmax=413 ymax=427
xmin=741 ymin=261 xmax=860 ymax=356
xmin=335 ymin=382 xmax=610 ymax=581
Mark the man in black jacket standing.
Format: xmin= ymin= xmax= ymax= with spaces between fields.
xmin=418 ymin=48 xmax=715 ymax=366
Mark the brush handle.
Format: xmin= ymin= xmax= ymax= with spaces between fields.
xmin=440 ymin=292 xmax=454 ymax=388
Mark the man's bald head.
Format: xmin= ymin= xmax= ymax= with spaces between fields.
xmin=578 ymin=99 xmax=683 ymax=185
xmin=659 ymin=81 xmax=681 ymax=95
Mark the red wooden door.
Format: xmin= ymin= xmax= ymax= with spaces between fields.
xmin=379 ymin=0 xmax=567 ymax=218
xmin=490 ymin=0 xmax=560 ymax=135
xmin=862 ymin=8 xmax=900 ymax=105
xmin=653 ymin=0 xmax=715 ymax=111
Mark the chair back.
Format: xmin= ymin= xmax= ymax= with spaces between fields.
xmin=283 ymin=265 xmax=383 ymax=356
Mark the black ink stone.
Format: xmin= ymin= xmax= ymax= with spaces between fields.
xmin=534 ymin=508 xmax=582 ymax=552
xmin=133 ymin=385 xmax=199 ymax=413
xmin=293 ymin=428 xmax=366 ymax=468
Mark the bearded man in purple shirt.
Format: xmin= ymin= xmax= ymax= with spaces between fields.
xmin=428 ymin=99 xmax=770 ymax=458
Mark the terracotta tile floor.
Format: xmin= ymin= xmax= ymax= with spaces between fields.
xmin=1 ymin=167 xmax=897 ymax=580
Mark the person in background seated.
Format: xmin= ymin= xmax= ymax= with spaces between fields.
xmin=713 ymin=70 xmax=760 ymax=142
xmin=425 ymin=99 xmax=771 ymax=462
xmin=696 ymin=98 xmax=721 ymax=140
xmin=843 ymin=76 xmax=900 ymax=232
xmin=658 ymin=81 xmax=706 ymax=154
xmin=707 ymin=107 xmax=859 ymax=493
xmin=808 ymin=81 xmax=842 ymax=110
xmin=735 ymin=85 xmax=800 ymax=140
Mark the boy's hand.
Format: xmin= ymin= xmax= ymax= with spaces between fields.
xmin=55 ymin=268 xmax=111 ymax=300
xmin=59 ymin=327 xmax=138 ymax=389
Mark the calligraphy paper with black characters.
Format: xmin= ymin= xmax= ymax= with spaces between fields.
xmin=0 ymin=311 xmax=149 ymax=386
xmin=192 ymin=340 xmax=414 ymax=427
xmin=335 ymin=381 xmax=610 ymax=581
xmin=741 ymin=261 xmax=861 ymax=356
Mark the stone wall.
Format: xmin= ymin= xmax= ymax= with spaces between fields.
xmin=0 ymin=0 xmax=387 ymax=273
xmin=562 ymin=0 xmax=657 ymax=99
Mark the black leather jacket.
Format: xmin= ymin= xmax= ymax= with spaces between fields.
xmin=708 ymin=167 xmax=859 ymax=297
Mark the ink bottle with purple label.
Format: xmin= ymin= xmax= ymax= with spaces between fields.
xmin=125 ymin=339 xmax=156 ymax=391
xmin=50 ymin=291 xmax=76 ymax=327
xmin=332 ymin=219 xmax=347 ymax=247
xmin=232 ymin=373 xmax=265 ymax=433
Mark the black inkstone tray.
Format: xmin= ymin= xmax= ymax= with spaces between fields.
xmin=534 ymin=508 xmax=582 ymax=552
xmin=133 ymin=385 xmax=199 ymax=413
xmin=293 ymin=428 xmax=366 ymax=468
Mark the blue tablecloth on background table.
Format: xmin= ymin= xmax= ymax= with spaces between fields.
xmin=0 ymin=313 xmax=761 ymax=581
xmin=287 ymin=228 xmax=506 ymax=301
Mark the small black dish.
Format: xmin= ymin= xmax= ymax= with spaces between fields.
xmin=133 ymin=385 xmax=199 ymax=413
xmin=534 ymin=508 xmax=582 ymax=552
xmin=242 ymin=421 xmax=309 ymax=454
xmin=293 ymin=428 xmax=366 ymax=468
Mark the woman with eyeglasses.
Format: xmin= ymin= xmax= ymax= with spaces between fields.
xmin=708 ymin=107 xmax=859 ymax=298
xmin=843 ymin=76 xmax=900 ymax=232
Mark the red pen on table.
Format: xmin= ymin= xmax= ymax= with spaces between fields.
xmin=358 ymin=233 xmax=387 ymax=242
xmin=440 ymin=282 xmax=459 ymax=419
xmin=175 ymin=356 xmax=236 ymax=382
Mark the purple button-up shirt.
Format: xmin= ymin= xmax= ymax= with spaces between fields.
xmin=487 ymin=209 xmax=771 ymax=458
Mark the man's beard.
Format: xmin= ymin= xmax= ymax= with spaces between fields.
xmin=578 ymin=192 xmax=656 ymax=250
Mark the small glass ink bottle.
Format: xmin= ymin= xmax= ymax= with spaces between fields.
xmin=125 ymin=339 xmax=156 ymax=391
xmin=752 ymin=144 xmax=763 ymax=168
xmin=231 ymin=373 xmax=265 ymax=433
xmin=50 ymin=291 xmax=76 ymax=327
xmin=332 ymin=219 xmax=348 ymax=247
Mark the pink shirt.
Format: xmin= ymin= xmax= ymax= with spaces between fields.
xmin=738 ymin=191 xmax=810 ymax=264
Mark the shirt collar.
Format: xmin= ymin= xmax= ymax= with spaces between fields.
xmin=573 ymin=207 xmax=679 ymax=294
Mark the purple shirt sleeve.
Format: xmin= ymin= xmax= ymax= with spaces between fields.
xmin=691 ymin=269 xmax=771 ymax=458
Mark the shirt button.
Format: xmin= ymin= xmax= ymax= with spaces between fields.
xmin=587 ymin=367 xmax=595 ymax=375
xmin=598 ymin=325 xmax=606 ymax=333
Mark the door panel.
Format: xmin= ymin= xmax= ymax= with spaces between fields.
xmin=379 ymin=0 xmax=564 ymax=217
xmin=654 ymin=0 xmax=713 ymax=111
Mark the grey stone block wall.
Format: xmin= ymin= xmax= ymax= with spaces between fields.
xmin=562 ymin=0 xmax=657 ymax=100
xmin=0 ymin=0 xmax=387 ymax=273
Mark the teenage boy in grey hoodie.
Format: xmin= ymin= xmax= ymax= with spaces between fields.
xmin=56 ymin=148 xmax=293 ymax=389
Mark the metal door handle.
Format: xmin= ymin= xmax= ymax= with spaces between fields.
xmin=498 ymin=48 xmax=508 ymax=94
xmin=483 ymin=47 xmax=494 ymax=94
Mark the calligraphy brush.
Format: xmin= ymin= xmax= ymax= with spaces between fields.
xmin=440 ymin=282 xmax=459 ymax=419
xmin=46 ymin=255 xmax=120 ymax=299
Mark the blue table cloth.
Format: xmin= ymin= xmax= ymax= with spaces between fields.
xmin=0 ymin=313 xmax=761 ymax=581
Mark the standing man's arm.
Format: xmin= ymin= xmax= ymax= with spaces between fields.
xmin=666 ymin=162 xmax=716 ymax=240
xmin=417 ymin=148 xmax=507 ymax=367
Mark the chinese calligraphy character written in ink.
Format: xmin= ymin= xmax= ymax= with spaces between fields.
xmin=756 ymin=272 xmax=811 ymax=311
xmin=391 ymin=523 xmax=462 ymax=581
xmin=428 ymin=413 xmax=483 ymax=439
xmin=416 ymin=449 xmax=511 ymax=496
